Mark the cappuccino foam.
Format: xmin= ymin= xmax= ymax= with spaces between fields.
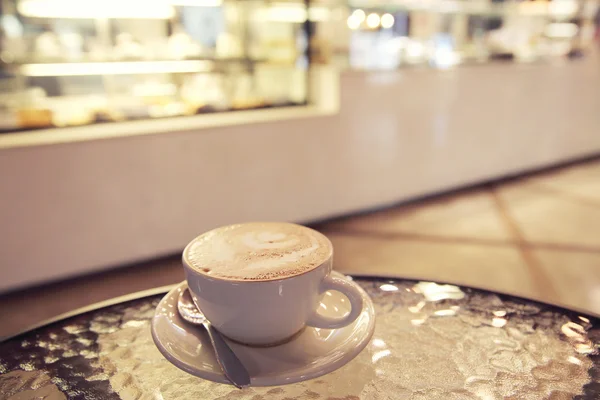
xmin=184 ymin=222 xmax=332 ymax=281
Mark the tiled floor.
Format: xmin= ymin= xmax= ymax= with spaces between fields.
xmin=317 ymin=159 xmax=600 ymax=318
xmin=1 ymin=158 xmax=599 ymax=339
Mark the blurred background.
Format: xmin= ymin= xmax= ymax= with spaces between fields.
xmin=1 ymin=0 xmax=599 ymax=337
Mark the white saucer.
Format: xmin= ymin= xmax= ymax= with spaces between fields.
xmin=151 ymin=271 xmax=375 ymax=387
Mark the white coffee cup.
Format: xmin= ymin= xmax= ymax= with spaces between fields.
xmin=182 ymin=224 xmax=364 ymax=346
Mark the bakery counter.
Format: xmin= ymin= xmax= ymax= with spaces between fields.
xmin=1 ymin=55 xmax=600 ymax=292
xmin=0 ymin=104 xmax=333 ymax=149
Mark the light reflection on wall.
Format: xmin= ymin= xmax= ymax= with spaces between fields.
xmin=380 ymin=13 xmax=394 ymax=29
xmin=366 ymin=13 xmax=380 ymax=29
xmin=347 ymin=9 xmax=365 ymax=30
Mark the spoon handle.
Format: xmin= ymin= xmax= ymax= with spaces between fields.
xmin=204 ymin=322 xmax=251 ymax=389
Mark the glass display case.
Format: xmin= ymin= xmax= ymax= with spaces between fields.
xmin=0 ymin=0 xmax=311 ymax=133
xmin=311 ymin=0 xmax=600 ymax=70
xmin=2 ymin=0 xmax=599 ymax=134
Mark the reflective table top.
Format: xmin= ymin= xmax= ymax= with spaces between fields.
xmin=0 ymin=276 xmax=598 ymax=399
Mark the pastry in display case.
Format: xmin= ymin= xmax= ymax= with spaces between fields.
xmin=0 ymin=0 xmax=311 ymax=133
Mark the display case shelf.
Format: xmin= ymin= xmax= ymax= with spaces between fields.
xmin=0 ymin=58 xmax=285 ymax=77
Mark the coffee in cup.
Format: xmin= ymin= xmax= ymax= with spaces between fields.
xmin=185 ymin=222 xmax=331 ymax=281
xmin=182 ymin=222 xmax=363 ymax=346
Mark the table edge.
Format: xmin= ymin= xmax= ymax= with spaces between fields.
xmin=348 ymin=271 xmax=600 ymax=320
xmin=0 ymin=284 xmax=177 ymax=343
xmin=2 ymin=274 xmax=598 ymax=343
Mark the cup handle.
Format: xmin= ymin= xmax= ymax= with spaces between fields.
xmin=306 ymin=275 xmax=364 ymax=329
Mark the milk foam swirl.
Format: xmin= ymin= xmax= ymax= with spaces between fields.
xmin=184 ymin=222 xmax=331 ymax=281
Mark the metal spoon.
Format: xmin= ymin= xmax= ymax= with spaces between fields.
xmin=177 ymin=288 xmax=251 ymax=388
